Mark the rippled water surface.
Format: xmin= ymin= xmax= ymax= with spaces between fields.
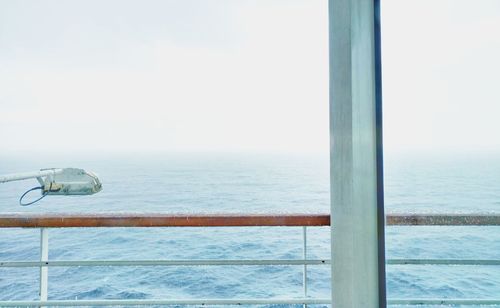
xmin=1 ymin=153 xmax=499 ymax=307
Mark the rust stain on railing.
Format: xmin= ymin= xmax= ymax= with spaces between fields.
xmin=0 ymin=213 xmax=498 ymax=228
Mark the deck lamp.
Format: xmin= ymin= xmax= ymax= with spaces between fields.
xmin=0 ymin=168 xmax=102 ymax=206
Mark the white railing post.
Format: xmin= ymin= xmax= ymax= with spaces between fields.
xmin=39 ymin=228 xmax=49 ymax=306
xmin=302 ymin=226 xmax=308 ymax=308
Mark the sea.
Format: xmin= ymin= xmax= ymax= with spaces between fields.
xmin=1 ymin=152 xmax=499 ymax=307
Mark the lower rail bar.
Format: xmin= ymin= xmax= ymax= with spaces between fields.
xmin=5 ymin=259 xmax=500 ymax=267
xmin=0 ymin=298 xmax=332 ymax=307
xmin=2 ymin=298 xmax=500 ymax=306
xmin=387 ymin=259 xmax=500 ymax=266
xmin=0 ymin=259 xmax=329 ymax=267
xmin=388 ymin=298 xmax=500 ymax=305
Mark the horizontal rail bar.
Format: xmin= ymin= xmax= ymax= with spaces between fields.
xmin=4 ymin=259 xmax=499 ymax=268
xmin=1 ymin=213 xmax=500 ymax=228
xmin=0 ymin=259 xmax=329 ymax=268
xmin=2 ymin=298 xmax=499 ymax=306
xmin=387 ymin=214 xmax=500 ymax=226
xmin=387 ymin=259 xmax=500 ymax=266
xmin=388 ymin=298 xmax=500 ymax=305
xmin=0 ymin=298 xmax=332 ymax=306
xmin=0 ymin=213 xmax=329 ymax=228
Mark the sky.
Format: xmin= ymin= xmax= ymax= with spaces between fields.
xmin=382 ymin=0 xmax=500 ymax=156
xmin=0 ymin=0 xmax=499 ymax=156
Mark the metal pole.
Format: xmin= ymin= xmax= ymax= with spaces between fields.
xmin=0 ymin=169 xmax=63 ymax=184
xmin=302 ymin=226 xmax=308 ymax=308
xmin=329 ymin=0 xmax=386 ymax=307
xmin=39 ymin=228 xmax=49 ymax=307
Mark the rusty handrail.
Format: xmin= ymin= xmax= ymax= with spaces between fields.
xmin=0 ymin=213 xmax=329 ymax=228
xmin=0 ymin=213 xmax=499 ymax=228
xmin=386 ymin=214 xmax=500 ymax=226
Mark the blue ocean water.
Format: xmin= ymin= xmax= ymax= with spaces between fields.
xmin=1 ymin=153 xmax=499 ymax=307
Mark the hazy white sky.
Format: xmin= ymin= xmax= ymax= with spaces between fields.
xmin=1 ymin=0 xmax=499 ymax=155
xmin=382 ymin=0 xmax=500 ymax=155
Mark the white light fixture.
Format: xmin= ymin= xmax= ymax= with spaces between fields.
xmin=0 ymin=168 xmax=102 ymax=205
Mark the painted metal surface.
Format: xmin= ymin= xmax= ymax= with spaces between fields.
xmin=0 ymin=169 xmax=63 ymax=184
xmin=2 ymin=298 xmax=500 ymax=307
xmin=39 ymin=228 xmax=48 ymax=306
xmin=6 ymin=258 xmax=500 ymax=268
xmin=373 ymin=0 xmax=387 ymax=305
xmin=387 ymin=214 xmax=500 ymax=225
xmin=0 ymin=213 xmax=330 ymax=228
xmin=0 ymin=259 xmax=330 ymax=267
xmin=0 ymin=298 xmax=332 ymax=307
xmin=388 ymin=299 xmax=500 ymax=305
xmin=329 ymin=0 xmax=385 ymax=306
xmin=387 ymin=259 xmax=500 ymax=265
xmin=302 ymin=226 xmax=308 ymax=308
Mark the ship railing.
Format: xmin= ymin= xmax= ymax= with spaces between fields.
xmin=0 ymin=213 xmax=499 ymax=307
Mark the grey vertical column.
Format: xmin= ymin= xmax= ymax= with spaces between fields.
xmin=329 ymin=0 xmax=386 ymax=307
